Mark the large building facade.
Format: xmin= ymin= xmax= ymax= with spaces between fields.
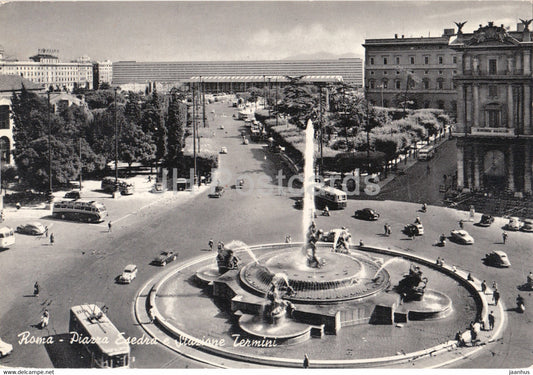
xmin=93 ymin=60 xmax=113 ymax=89
xmin=0 ymin=49 xmax=93 ymax=91
xmin=451 ymin=21 xmax=533 ymax=195
xmin=363 ymin=29 xmax=458 ymax=112
xmin=112 ymin=58 xmax=363 ymax=90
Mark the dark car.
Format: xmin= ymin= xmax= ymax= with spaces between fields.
xmin=208 ymin=186 xmax=225 ymax=198
xmin=294 ymin=198 xmax=303 ymax=209
xmin=402 ymin=223 xmax=424 ymax=237
xmin=64 ymin=191 xmax=81 ymax=200
xmin=16 ymin=222 xmax=46 ymax=236
xmin=153 ymin=251 xmax=178 ymax=266
xmin=484 ymin=250 xmax=511 ymax=268
xmin=354 ymin=208 xmax=380 ymax=221
xmin=478 ymin=214 xmax=494 ymax=227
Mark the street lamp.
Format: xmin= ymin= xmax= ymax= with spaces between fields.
xmin=114 ymin=87 xmax=118 ymax=194
xmin=47 ymin=90 xmax=52 ymax=195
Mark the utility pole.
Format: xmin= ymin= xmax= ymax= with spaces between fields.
xmin=79 ymin=138 xmax=82 ymax=191
xmin=268 ymin=77 xmax=271 ymax=117
xmin=192 ymin=82 xmax=197 ymax=188
xmin=47 ymin=91 xmax=52 ymax=194
xmin=276 ymin=78 xmax=279 ymax=127
xmin=201 ymin=76 xmax=206 ymax=128
xmin=114 ymin=87 xmax=118 ymax=193
xmin=318 ymin=85 xmax=324 ymax=177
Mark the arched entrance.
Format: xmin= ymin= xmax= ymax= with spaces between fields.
xmin=483 ymin=149 xmax=505 ymax=190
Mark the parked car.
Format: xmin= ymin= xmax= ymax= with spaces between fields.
xmin=294 ymin=198 xmax=303 ymax=209
xmin=478 ymin=214 xmax=494 ymax=227
xmin=450 ymin=229 xmax=475 ymax=244
xmin=16 ymin=222 xmax=46 ymax=236
xmin=402 ymin=223 xmax=424 ymax=237
xmin=506 ymin=217 xmax=522 ymax=231
xmin=320 ymin=228 xmax=351 ymax=242
xmin=118 ymin=264 xmax=138 ymax=284
xmin=153 ymin=251 xmax=178 ymax=266
xmin=220 ymin=146 xmax=228 ymax=154
xmin=354 ymin=208 xmax=380 ymax=221
xmin=64 ymin=190 xmax=81 ymax=200
xmin=0 ymin=337 xmax=13 ymax=357
xmin=209 ymin=185 xmax=225 ymax=198
xmin=484 ymin=250 xmax=511 ymax=267
xmin=521 ymin=219 xmax=533 ymax=232
xmin=101 ymin=177 xmax=134 ymax=195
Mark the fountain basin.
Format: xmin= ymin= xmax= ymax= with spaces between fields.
xmin=238 ymin=314 xmax=315 ymax=345
xmin=240 ymin=246 xmax=390 ymax=303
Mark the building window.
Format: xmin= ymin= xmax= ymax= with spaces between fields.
xmin=437 ymin=100 xmax=445 ymax=109
xmin=382 ymin=79 xmax=388 ymax=89
xmin=396 ymin=71 xmax=400 ymax=75
xmin=370 ymin=57 xmax=375 ymax=65
xmin=438 ymin=56 xmax=444 ymax=64
xmin=395 ymin=80 xmax=401 ymax=89
xmin=489 ymin=59 xmax=497 ymax=75
xmin=424 ymin=70 xmax=429 ymax=75
xmin=383 ymin=71 xmax=388 ymax=75
xmin=370 ymin=71 xmax=374 ymax=75
xmin=488 ymin=85 xmax=498 ymax=98
xmin=437 ymin=79 xmax=444 ymax=89
xmin=410 ymin=56 xmax=415 ymax=64
xmin=395 ymin=56 xmax=400 ymax=64
xmin=424 ymin=56 xmax=429 ymax=65
xmin=487 ymin=109 xmax=501 ymax=127
xmin=383 ymin=57 xmax=388 ymax=65
xmin=438 ymin=70 xmax=443 ymax=75
xmin=424 ymin=101 xmax=430 ymax=108
xmin=369 ymin=79 xmax=375 ymax=89
xmin=423 ymin=79 xmax=430 ymax=90
xmin=0 ymin=105 xmax=9 ymax=130
xmin=383 ymin=99 xmax=389 ymax=107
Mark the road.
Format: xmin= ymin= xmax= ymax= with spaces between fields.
xmin=0 ymin=100 xmax=531 ymax=369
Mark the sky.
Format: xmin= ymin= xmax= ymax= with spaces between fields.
xmin=0 ymin=1 xmax=532 ymax=62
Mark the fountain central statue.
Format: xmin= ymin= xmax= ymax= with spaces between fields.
xmin=264 ymin=282 xmax=295 ymax=324
xmin=304 ymin=221 xmax=323 ymax=268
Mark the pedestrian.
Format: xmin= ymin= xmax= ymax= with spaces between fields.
xmin=452 ymin=265 xmax=457 ymax=273
xmin=15 ymin=202 xmax=21 ymax=210
xmin=44 ymin=226 xmax=49 ymax=238
xmin=488 ymin=311 xmax=495 ymax=330
xmin=33 ymin=281 xmax=40 ymax=297
xmin=303 ymin=353 xmax=310 ymax=369
xmin=481 ymin=280 xmax=487 ymax=293
xmin=359 ymin=239 xmax=364 ymax=247
xmin=108 ymin=221 xmax=112 ymax=232
xmin=493 ymin=289 xmax=500 ymax=306
xmin=49 ymin=233 xmax=54 ymax=246
xmin=285 ymin=235 xmax=291 ymax=243
xmin=40 ymin=310 xmax=49 ymax=329
xmin=0 ymin=210 xmax=4 ymax=222
xmin=384 ymin=224 xmax=389 ymax=236
xmin=459 ymin=220 xmax=464 ymax=229
xmin=426 ymin=165 xmax=431 ymax=175
xmin=440 ymin=258 xmax=445 ymax=267
xmin=387 ymin=224 xmax=391 ymax=236
xmin=492 ymin=281 xmax=498 ymax=290
xmin=502 ymin=231 xmax=508 ymax=244
xmin=467 ymin=273 xmax=474 ymax=281
xmin=436 ymin=257 xmax=441 ymax=266
xmin=208 ymin=239 xmax=214 ymax=251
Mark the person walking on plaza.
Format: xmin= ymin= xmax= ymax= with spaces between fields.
xmin=44 ymin=226 xmax=49 ymax=238
xmin=285 ymin=235 xmax=291 ymax=243
xmin=384 ymin=224 xmax=389 ymax=236
xmin=303 ymin=353 xmax=310 ymax=369
xmin=33 ymin=281 xmax=40 ymax=297
xmin=502 ymin=231 xmax=508 ymax=244
xmin=387 ymin=224 xmax=391 ymax=236
xmin=492 ymin=281 xmax=498 ymax=290
xmin=40 ymin=310 xmax=49 ymax=329
xmin=488 ymin=311 xmax=495 ymax=330
xmin=49 ymin=233 xmax=54 ymax=246
xmin=481 ymin=280 xmax=487 ymax=294
xmin=108 ymin=221 xmax=112 ymax=232
xmin=493 ymin=289 xmax=500 ymax=306
xmin=459 ymin=219 xmax=464 ymax=229
xmin=208 ymin=239 xmax=214 ymax=251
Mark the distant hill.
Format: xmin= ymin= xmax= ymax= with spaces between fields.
xmin=283 ymin=52 xmax=362 ymax=60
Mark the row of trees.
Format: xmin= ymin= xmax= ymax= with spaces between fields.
xmin=11 ymin=86 xmax=188 ymax=191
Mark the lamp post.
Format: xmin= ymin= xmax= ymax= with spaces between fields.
xmin=47 ymin=90 xmax=52 ymax=195
xmin=114 ymin=87 xmax=118 ymax=194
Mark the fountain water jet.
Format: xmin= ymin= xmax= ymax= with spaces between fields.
xmin=301 ymin=119 xmax=316 ymax=250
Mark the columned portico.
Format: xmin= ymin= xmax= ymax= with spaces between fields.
xmin=507 ymin=84 xmax=513 ymax=128
xmin=525 ymin=143 xmax=532 ymax=194
xmin=457 ymin=145 xmax=464 ymax=188
xmin=473 ymin=84 xmax=480 ymax=127
xmin=507 ymin=145 xmax=515 ymax=192
xmin=473 ymin=145 xmax=481 ymax=190
xmin=524 ymin=83 xmax=531 ymax=135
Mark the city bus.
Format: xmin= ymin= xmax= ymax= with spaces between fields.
xmin=418 ymin=145 xmax=436 ymax=161
xmin=0 ymin=227 xmax=15 ymax=249
xmin=52 ymin=200 xmax=108 ymax=223
xmin=314 ymin=185 xmax=348 ymax=210
xmin=69 ymin=304 xmax=130 ymax=368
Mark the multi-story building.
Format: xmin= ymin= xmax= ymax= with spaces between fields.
xmin=93 ymin=60 xmax=113 ymax=89
xmin=0 ymin=75 xmax=43 ymax=164
xmin=363 ymin=29 xmax=457 ymax=112
xmin=112 ymin=58 xmax=363 ymax=90
xmin=451 ymin=21 xmax=533 ymax=195
xmin=0 ymin=49 xmax=93 ymax=91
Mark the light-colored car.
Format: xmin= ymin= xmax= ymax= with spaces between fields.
xmin=484 ymin=250 xmax=511 ymax=267
xmin=521 ymin=219 xmax=533 ymax=232
xmin=220 ymin=146 xmax=228 ymax=154
xmin=0 ymin=337 xmax=13 ymax=357
xmin=450 ymin=229 xmax=475 ymax=245
xmin=151 ymin=182 xmax=166 ymax=194
xmin=118 ymin=264 xmax=137 ymax=284
xmin=403 ymin=223 xmax=424 ymax=236
xmin=506 ymin=217 xmax=522 ymax=231
xmin=16 ymin=222 xmax=46 ymax=236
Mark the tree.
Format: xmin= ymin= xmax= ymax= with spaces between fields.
xmin=164 ymin=90 xmax=187 ymax=168
xmin=141 ymin=89 xmax=166 ymax=168
xmin=276 ymin=76 xmax=319 ymax=129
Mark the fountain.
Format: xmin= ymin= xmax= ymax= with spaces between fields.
xmin=192 ymin=120 xmax=453 ymax=345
